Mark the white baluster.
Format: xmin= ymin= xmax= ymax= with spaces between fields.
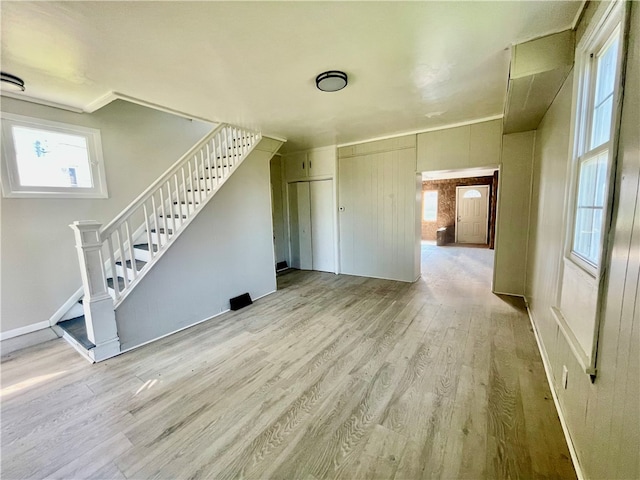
xmin=159 ymin=186 xmax=168 ymax=242
xmin=106 ymin=236 xmax=121 ymax=300
xmin=143 ymin=203 xmax=154 ymax=258
xmin=115 ymin=227 xmax=129 ymax=290
xmin=205 ymin=142 xmax=213 ymax=192
xmin=125 ymin=219 xmax=137 ymax=280
xmin=181 ymin=167 xmax=189 ymax=218
xmin=167 ymin=181 xmax=177 ymax=235
xmin=198 ymin=151 xmax=205 ymax=203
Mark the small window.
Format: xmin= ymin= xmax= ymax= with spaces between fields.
xmin=1 ymin=113 xmax=108 ymax=198
xmin=423 ymin=190 xmax=438 ymax=221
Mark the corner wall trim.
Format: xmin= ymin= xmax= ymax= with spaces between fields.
xmin=525 ymin=299 xmax=585 ymax=480
xmin=0 ymin=321 xmax=51 ymax=341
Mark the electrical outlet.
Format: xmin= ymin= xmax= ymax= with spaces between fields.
xmin=562 ymin=365 xmax=569 ymax=389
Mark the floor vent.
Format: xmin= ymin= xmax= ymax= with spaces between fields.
xmin=230 ymin=293 xmax=253 ymax=311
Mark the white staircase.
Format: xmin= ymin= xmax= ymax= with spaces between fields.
xmin=65 ymin=123 xmax=262 ymax=361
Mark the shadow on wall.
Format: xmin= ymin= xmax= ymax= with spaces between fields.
xmin=421 ymin=172 xmax=498 ymax=248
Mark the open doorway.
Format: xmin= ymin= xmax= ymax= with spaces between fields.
xmin=420 ymin=167 xmax=498 ymax=248
xmin=419 ymin=167 xmax=499 ymax=288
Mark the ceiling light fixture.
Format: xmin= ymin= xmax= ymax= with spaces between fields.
xmin=1 ymin=72 xmax=25 ymax=92
xmin=316 ymin=71 xmax=348 ymax=92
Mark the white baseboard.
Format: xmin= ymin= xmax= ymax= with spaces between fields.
xmin=0 ymin=321 xmax=51 ymax=341
xmin=492 ymin=290 xmax=526 ymax=297
xmin=524 ymin=298 xmax=585 ymax=480
xmin=0 ymin=327 xmax=59 ymax=355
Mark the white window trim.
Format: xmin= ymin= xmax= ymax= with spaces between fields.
xmin=1 ymin=112 xmax=108 ymax=199
xmin=565 ymin=0 xmax=624 ymax=279
xmin=555 ymin=0 xmax=627 ymax=375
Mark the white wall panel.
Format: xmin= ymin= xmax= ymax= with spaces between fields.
xmin=338 ymin=140 xmax=419 ymax=282
xmin=416 ymin=119 xmax=502 ymax=172
xmin=310 ymin=180 xmax=335 ymax=273
xmin=493 ymin=131 xmax=535 ymax=295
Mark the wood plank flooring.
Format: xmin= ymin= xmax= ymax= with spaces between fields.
xmin=1 ymin=244 xmax=575 ymax=479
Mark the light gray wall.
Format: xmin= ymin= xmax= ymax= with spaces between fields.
xmin=115 ymin=143 xmax=279 ymax=351
xmin=493 ymin=131 xmax=535 ymax=295
xmin=525 ymin=3 xmax=639 ymax=478
xmin=0 ymin=98 xmax=212 ymax=334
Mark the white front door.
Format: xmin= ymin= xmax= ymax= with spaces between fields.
xmin=456 ymin=185 xmax=489 ymax=244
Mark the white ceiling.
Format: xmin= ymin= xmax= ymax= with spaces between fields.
xmin=1 ymin=1 xmax=582 ymax=152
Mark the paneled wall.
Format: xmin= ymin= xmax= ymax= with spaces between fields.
xmin=416 ymin=119 xmax=502 ymax=172
xmin=493 ymin=131 xmax=535 ymax=295
xmin=525 ymin=3 xmax=639 ymax=478
xmin=421 ymin=175 xmax=497 ymax=247
xmin=338 ymin=136 xmax=420 ymax=282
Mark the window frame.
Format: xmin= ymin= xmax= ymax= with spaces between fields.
xmin=566 ymin=1 xmax=624 ymax=278
xmin=422 ymin=190 xmax=438 ymax=222
xmin=1 ymin=113 xmax=108 ymax=199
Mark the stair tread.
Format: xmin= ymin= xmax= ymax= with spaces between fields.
xmin=58 ymin=316 xmax=95 ymax=350
xmin=158 ymin=213 xmax=187 ymax=219
xmin=134 ymin=243 xmax=159 ymax=252
xmin=107 ymin=277 xmax=126 ymax=290
xmin=150 ymin=228 xmax=173 ymax=234
xmin=115 ymin=259 xmax=147 ymax=270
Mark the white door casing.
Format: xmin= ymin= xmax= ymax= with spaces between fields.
xmin=456 ymin=185 xmax=490 ymax=244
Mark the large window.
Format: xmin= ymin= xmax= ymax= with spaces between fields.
xmin=423 ymin=190 xmax=438 ymax=221
xmin=554 ymin=0 xmax=626 ymax=375
xmin=570 ymin=8 xmax=623 ymax=272
xmin=1 ymin=113 xmax=107 ymax=198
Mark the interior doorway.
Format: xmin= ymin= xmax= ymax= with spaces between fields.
xmin=420 ymin=167 xmax=498 ymax=248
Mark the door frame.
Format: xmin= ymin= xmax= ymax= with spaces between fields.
xmin=454 ymin=184 xmax=491 ymax=244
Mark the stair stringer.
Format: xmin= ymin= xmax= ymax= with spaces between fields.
xmin=113 ymin=138 xmax=284 ymax=352
xmin=105 ymin=127 xmax=262 ymax=310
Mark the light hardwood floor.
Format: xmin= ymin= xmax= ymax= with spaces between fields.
xmin=1 ymin=244 xmax=575 ymax=479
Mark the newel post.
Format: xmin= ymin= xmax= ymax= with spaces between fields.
xmin=70 ymin=221 xmax=120 ymax=362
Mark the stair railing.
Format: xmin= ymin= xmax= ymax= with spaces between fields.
xmin=70 ymin=123 xmax=260 ymax=360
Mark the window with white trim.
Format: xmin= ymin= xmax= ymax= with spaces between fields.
xmin=1 ymin=113 xmax=108 ymax=198
xmin=423 ymin=190 xmax=438 ymax=221
xmin=569 ymin=10 xmax=623 ymax=272
xmin=554 ymin=0 xmax=626 ymax=375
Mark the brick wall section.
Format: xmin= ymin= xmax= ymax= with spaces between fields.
xmin=421 ymin=173 xmax=498 ymax=248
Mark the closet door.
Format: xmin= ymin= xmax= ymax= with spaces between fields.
xmin=310 ymin=180 xmax=335 ymax=273
xmin=289 ymin=182 xmax=312 ymax=270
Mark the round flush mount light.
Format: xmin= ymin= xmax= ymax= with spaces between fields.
xmin=1 ymin=72 xmax=25 ymax=92
xmin=315 ymin=71 xmax=348 ymax=92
